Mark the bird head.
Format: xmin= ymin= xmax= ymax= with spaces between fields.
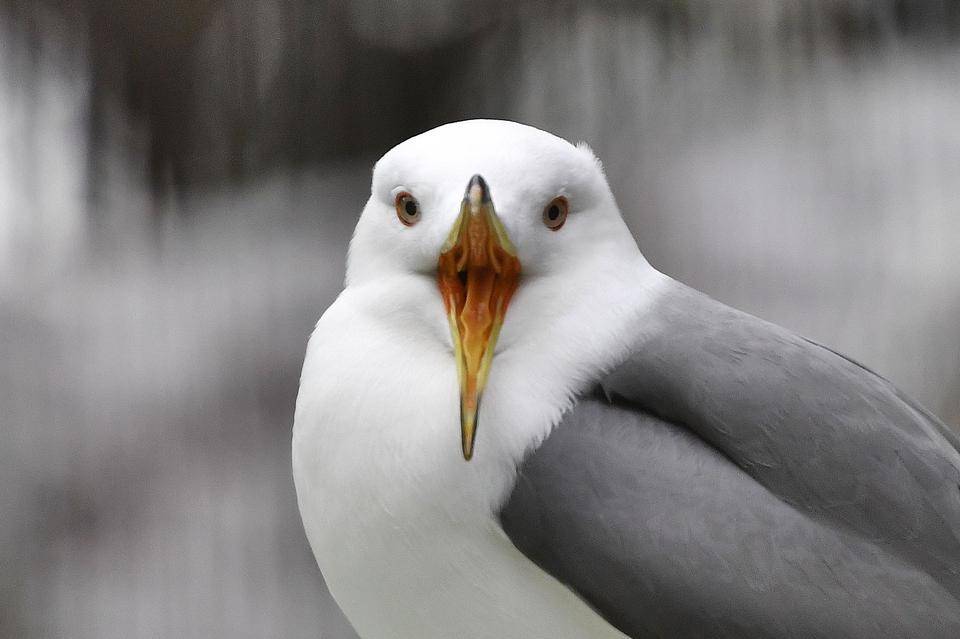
xmin=346 ymin=120 xmax=641 ymax=460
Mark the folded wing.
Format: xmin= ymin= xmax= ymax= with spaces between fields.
xmin=500 ymin=280 xmax=960 ymax=639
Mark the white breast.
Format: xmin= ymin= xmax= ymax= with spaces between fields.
xmin=292 ymin=277 xmax=630 ymax=639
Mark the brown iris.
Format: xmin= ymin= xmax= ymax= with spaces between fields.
xmin=542 ymin=196 xmax=568 ymax=230
xmin=395 ymin=192 xmax=421 ymax=226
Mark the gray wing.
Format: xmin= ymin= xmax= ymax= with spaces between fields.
xmin=499 ymin=280 xmax=960 ymax=639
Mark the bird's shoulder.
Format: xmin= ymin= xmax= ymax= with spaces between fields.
xmin=599 ymin=281 xmax=960 ymax=550
xmin=499 ymin=281 xmax=960 ymax=638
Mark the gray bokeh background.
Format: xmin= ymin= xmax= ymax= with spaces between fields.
xmin=2 ymin=1 xmax=959 ymax=637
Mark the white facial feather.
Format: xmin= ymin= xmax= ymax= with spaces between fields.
xmin=293 ymin=119 xmax=664 ymax=639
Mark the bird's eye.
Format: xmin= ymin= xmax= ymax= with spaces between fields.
xmin=395 ymin=192 xmax=421 ymax=226
xmin=542 ymin=196 xmax=568 ymax=230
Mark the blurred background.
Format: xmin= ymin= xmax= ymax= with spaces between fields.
xmin=2 ymin=1 xmax=959 ymax=637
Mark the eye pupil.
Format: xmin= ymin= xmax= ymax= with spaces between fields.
xmin=542 ymin=196 xmax=568 ymax=230
xmin=395 ymin=192 xmax=421 ymax=226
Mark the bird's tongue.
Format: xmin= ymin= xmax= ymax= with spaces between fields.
xmin=437 ymin=176 xmax=520 ymax=461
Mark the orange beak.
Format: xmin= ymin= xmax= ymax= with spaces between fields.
xmin=437 ymin=175 xmax=521 ymax=460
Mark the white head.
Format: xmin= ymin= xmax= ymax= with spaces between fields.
xmin=348 ymin=119 xmax=637 ymax=283
xmin=345 ymin=119 xmax=650 ymax=460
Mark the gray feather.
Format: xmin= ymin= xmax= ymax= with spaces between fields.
xmin=500 ymin=280 xmax=960 ymax=638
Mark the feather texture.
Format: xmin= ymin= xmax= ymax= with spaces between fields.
xmin=501 ymin=280 xmax=960 ymax=638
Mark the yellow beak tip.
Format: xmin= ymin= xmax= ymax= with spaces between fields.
xmin=461 ymin=412 xmax=477 ymax=461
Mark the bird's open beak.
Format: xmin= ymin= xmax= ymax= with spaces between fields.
xmin=437 ymin=174 xmax=521 ymax=461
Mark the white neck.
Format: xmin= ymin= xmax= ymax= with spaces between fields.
xmin=293 ymin=255 xmax=666 ymax=639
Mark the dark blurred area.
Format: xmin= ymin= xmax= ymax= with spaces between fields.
xmin=1 ymin=1 xmax=958 ymax=637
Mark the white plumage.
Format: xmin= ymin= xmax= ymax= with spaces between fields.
xmin=293 ymin=120 xmax=662 ymax=638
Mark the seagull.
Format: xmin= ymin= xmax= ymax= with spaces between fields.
xmin=293 ymin=119 xmax=960 ymax=639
